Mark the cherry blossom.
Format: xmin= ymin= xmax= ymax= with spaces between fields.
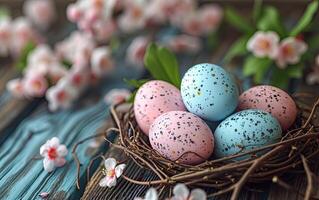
xmin=134 ymin=188 xmax=158 ymax=200
xmin=170 ymin=184 xmax=207 ymax=200
xmin=46 ymin=80 xmax=78 ymax=111
xmin=126 ymin=36 xmax=149 ymax=67
xmin=199 ymin=5 xmax=223 ymax=34
xmin=91 ymin=46 xmax=114 ymax=77
xmin=166 ymin=34 xmax=202 ymax=54
xmin=6 ymin=78 xmax=25 ymax=98
xmin=23 ymin=73 xmax=48 ymax=97
xmin=247 ymin=31 xmax=279 ymax=59
xmin=276 ymin=37 xmax=308 ymax=68
xmin=181 ymin=12 xmax=203 ymax=36
xmin=104 ymin=89 xmax=131 ymax=105
xmin=99 ymin=158 xmax=126 ymax=188
xmin=23 ymin=0 xmax=56 ymax=30
xmin=118 ymin=1 xmax=146 ymax=33
xmin=40 ymin=137 xmax=68 ymax=172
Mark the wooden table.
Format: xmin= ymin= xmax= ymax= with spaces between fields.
xmin=0 ymin=1 xmax=318 ymax=200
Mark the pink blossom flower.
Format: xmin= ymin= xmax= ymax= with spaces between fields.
xmin=99 ymin=158 xmax=126 ymax=188
xmin=46 ymin=80 xmax=77 ymax=111
xmin=23 ymin=73 xmax=48 ymax=97
xmin=163 ymin=0 xmax=195 ymax=26
xmin=134 ymin=188 xmax=158 ymax=200
xmin=91 ymin=47 xmax=114 ymax=77
xmin=40 ymin=137 xmax=68 ymax=172
xmin=67 ymin=4 xmax=83 ymax=22
xmin=0 ymin=17 xmax=12 ymax=56
xmin=166 ymin=34 xmax=202 ymax=53
xmin=47 ymin=65 xmax=68 ymax=84
xmin=6 ymin=78 xmax=25 ymax=98
xmin=126 ymin=36 xmax=149 ymax=67
xmin=171 ymin=184 xmax=207 ymax=200
xmin=118 ymin=1 xmax=146 ymax=33
xmin=180 ymin=12 xmax=203 ymax=36
xmin=276 ymin=37 xmax=308 ymax=68
xmin=104 ymin=89 xmax=131 ymax=105
xmin=199 ymin=5 xmax=223 ymax=34
xmin=91 ymin=19 xmax=117 ymax=42
xmin=66 ymin=68 xmax=90 ymax=90
xmin=23 ymin=0 xmax=56 ymax=30
xmin=247 ymin=31 xmax=279 ymax=59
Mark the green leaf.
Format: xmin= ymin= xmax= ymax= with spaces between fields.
xmin=290 ymin=0 xmax=318 ymax=36
xmin=224 ymin=35 xmax=250 ymax=63
xmin=126 ymin=90 xmax=137 ymax=103
xmin=253 ymin=0 xmax=263 ymax=23
xmin=124 ymin=78 xmax=149 ymax=88
xmin=157 ymin=46 xmax=181 ymax=87
xmin=225 ymin=7 xmax=254 ymax=34
xmin=286 ymin=64 xmax=303 ymax=78
xmin=270 ymin=68 xmax=290 ymax=89
xmin=243 ymin=56 xmax=272 ymax=83
xmin=62 ymin=60 xmax=72 ymax=69
xmin=144 ymin=43 xmax=181 ymax=88
xmin=15 ymin=41 xmax=36 ymax=72
xmin=257 ymin=6 xmax=286 ymax=37
xmin=0 ymin=7 xmax=9 ymax=19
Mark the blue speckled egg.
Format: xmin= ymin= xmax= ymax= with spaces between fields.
xmin=214 ymin=109 xmax=282 ymax=158
xmin=181 ymin=63 xmax=239 ymax=121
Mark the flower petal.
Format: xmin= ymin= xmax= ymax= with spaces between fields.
xmin=106 ymin=176 xmax=117 ymax=188
xmin=99 ymin=177 xmax=108 ymax=187
xmin=173 ymin=183 xmax=189 ymax=200
xmin=190 ymin=189 xmax=207 ymax=200
xmin=115 ymin=164 xmax=126 ymax=178
xmin=40 ymin=144 xmax=48 ymax=157
xmin=145 ymin=188 xmax=158 ymax=200
xmin=54 ymin=157 xmax=66 ymax=167
xmin=43 ymin=158 xmax=55 ymax=172
xmin=57 ymin=145 xmax=68 ymax=157
xmin=104 ymin=158 xmax=117 ymax=171
xmin=48 ymin=137 xmax=60 ymax=148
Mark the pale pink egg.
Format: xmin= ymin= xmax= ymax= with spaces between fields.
xmin=238 ymin=85 xmax=297 ymax=130
xmin=149 ymin=111 xmax=214 ymax=165
xmin=134 ymin=80 xmax=186 ymax=135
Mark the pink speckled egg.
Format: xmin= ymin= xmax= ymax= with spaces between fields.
xmin=134 ymin=80 xmax=186 ymax=135
xmin=238 ymin=85 xmax=297 ymax=130
xmin=149 ymin=111 xmax=214 ymax=165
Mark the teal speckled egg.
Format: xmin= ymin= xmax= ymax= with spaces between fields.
xmin=181 ymin=63 xmax=239 ymax=121
xmin=214 ymin=109 xmax=282 ymax=158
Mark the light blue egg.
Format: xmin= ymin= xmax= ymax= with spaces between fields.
xmin=214 ymin=109 xmax=282 ymax=159
xmin=181 ymin=63 xmax=239 ymax=121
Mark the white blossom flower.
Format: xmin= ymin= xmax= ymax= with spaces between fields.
xmin=91 ymin=46 xmax=114 ymax=77
xmin=23 ymin=0 xmax=56 ymax=30
xmin=276 ymin=37 xmax=308 ymax=68
xmin=247 ymin=31 xmax=279 ymax=59
xmin=134 ymin=188 xmax=158 ymax=200
xmin=23 ymin=73 xmax=48 ymax=98
xmin=40 ymin=137 xmax=68 ymax=172
xmin=170 ymin=184 xmax=207 ymax=200
xmin=104 ymin=89 xmax=131 ymax=105
xmin=99 ymin=158 xmax=126 ymax=188
xmin=126 ymin=36 xmax=149 ymax=67
xmin=6 ymin=78 xmax=25 ymax=98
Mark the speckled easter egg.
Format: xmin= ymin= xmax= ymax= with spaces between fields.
xmin=181 ymin=63 xmax=239 ymax=121
xmin=134 ymin=80 xmax=186 ymax=135
xmin=214 ymin=109 xmax=282 ymax=158
xmin=149 ymin=111 xmax=214 ymax=164
xmin=238 ymin=85 xmax=297 ymax=130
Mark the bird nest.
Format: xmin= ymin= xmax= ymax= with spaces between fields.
xmin=100 ymin=93 xmax=319 ymax=199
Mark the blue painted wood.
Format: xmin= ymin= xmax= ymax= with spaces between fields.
xmin=0 ymin=54 xmax=143 ymax=199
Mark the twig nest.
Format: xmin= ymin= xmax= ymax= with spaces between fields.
xmin=238 ymin=85 xmax=297 ymax=130
xmin=214 ymin=109 xmax=282 ymax=159
xmin=149 ymin=111 xmax=214 ymax=164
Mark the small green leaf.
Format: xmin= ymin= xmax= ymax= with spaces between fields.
xmin=225 ymin=7 xmax=254 ymax=34
xmin=0 ymin=7 xmax=9 ymax=19
xmin=270 ymin=68 xmax=290 ymax=89
xmin=290 ymin=0 xmax=318 ymax=36
xmin=157 ymin=46 xmax=181 ymax=87
xmin=124 ymin=78 xmax=149 ymax=88
xmin=62 ymin=60 xmax=72 ymax=69
xmin=16 ymin=41 xmax=36 ymax=72
xmin=224 ymin=35 xmax=250 ymax=63
xmin=253 ymin=0 xmax=263 ymax=23
xmin=257 ymin=6 xmax=286 ymax=37
xmin=286 ymin=64 xmax=303 ymax=78
xmin=144 ymin=43 xmax=181 ymax=88
xmin=243 ymin=56 xmax=272 ymax=77
xmin=126 ymin=90 xmax=137 ymax=103
xmin=110 ymin=37 xmax=120 ymax=52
